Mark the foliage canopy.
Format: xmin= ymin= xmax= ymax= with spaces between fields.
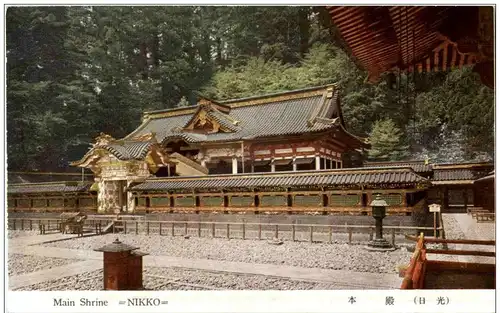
xmin=6 ymin=6 xmax=494 ymax=171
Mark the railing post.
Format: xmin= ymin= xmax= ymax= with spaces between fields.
xmin=30 ymin=220 xmax=33 ymax=231
xmin=391 ymin=228 xmax=396 ymax=246
xmin=242 ymin=222 xmax=246 ymax=240
xmin=159 ymin=222 xmax=163 ymax=236
xmin=211 ymin=223 xmax=215 ymax=238
xmin=47 ymin=220 xmax=50 ymax=229
xmin=147 ymin=221 xmax=150 ymax=235
xmin=21 ymin=219 xmax=24 ymax=230
xmin=292 ymin=224 xmax=296 ymax=242
xmin=124 ymin=221 xmax=127 ymax=234
xmin=309 ymin=226 xmax=313 ymax=243
xmin=369 ymin=227 xmax=374 ymax=241
xmin=13 ymin=219 xmax=16 ymax=230
xmin=274 ymin=225 xmax=279 ymax=238
xmin=171 ymin=223 xmax=175 ymax=236
xmin=258 ymin=224 xmax=262 ymax=240
xmin=348 ymin=227 xmax=352 ymax=244
xmin=184 ymin=222 xmax=188 ymax=236
xmin=95 ymin=224 xmax=98 ymax=234
xmin=226 ymin=223 xmax=230 ymax=239
xmin=328 ymin=226 xmax=333 ymax=244
xmin=198 ymin=222 xmax=201 ymax=237
xmin=136 ymin=222 xmax=138 ymax=235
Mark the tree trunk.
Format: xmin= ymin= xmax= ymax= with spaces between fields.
xmin=299 ymin=7 xmax=310 ymax=58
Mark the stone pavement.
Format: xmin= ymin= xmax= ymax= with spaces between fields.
xmin=8 ymin=232 xmax=70 ymax=247
xmin=452 ymin=213 xmax=495 ymax=241
xmin=9 ymin=233 xmax=402 ymax=290
xmin=433 ymin=213 xmax=495 ymax=264
xmin=9 ymin=260 xmax=101 ymax=290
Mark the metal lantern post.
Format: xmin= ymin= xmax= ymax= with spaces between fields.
xmin=366 ymin=194 xmax=395 ymax=251
xmin=94 ymin=238 xmax=148 ymax=290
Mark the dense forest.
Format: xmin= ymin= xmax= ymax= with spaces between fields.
xmin=6 ymin=6 xmax=494 ymax=171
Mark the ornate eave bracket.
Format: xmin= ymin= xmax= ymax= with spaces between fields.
xmin=93 ymin=132 xmax=116 ymax=147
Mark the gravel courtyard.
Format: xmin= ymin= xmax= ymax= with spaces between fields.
xmin=8 ymin=213 xmax=495 ymax=291
xmin=41 ymin=233 xmax=411 ymax=274
xmin=8 ymin=253 xmax=80 ymax=276
xmin=8 ymin=230 xmax=39 ymax=239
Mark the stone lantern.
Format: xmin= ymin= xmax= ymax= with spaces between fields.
xmin=94 ymin=238 xmax=148 ymax=290
xmin=366 ymin=194 xmax=395 ymax=251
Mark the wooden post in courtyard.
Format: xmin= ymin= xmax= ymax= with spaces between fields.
xmin=159 ymin=222 xmax=162 ymax=236
xmin=329 ymin=226 xmax=333 ymax=244
xmin=211 ymin=223 xmax=215 ymax=238
xmin=198 ymin=223 xmax=201 ymax=237
xmin=391 ymin=228 xmax=396 ymax=246
xmin=429 ymin=204 xmax=441 ymax=238
xmin=184 ymin=223 xmax=188 ymax=236
xmin=309 ymin=226 xmax=313 ymax=243
xmin=292 ymin=224 xmax=296 ymax=241
xmin=226 ymin=224 xmax=230 ymax=239
xmin=171 ymin=223 xmax=175 ymax=236
xmin=258 ymin=224 xmax=262 ymax=240
xmin=434 ymin=214 xmax=437 ymax=237
xmin=274 ymin=225 xmax=279 ymax=238
xmin=242 ymin=222 xmax=246 ymax=240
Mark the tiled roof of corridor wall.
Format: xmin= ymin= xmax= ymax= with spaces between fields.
xmin=364 ymin=161 xmax=494 ymax=183
xmin=130 ymin=167 xmax=429 ymax=192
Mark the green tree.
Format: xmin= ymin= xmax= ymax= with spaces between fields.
xmin=6 ymin=6 xmax=494 ymax=172
xmin=368 ymin=119 xmax=409 ymax=161
xmin=414 ymin=67 xmax=494 ymax=159
xmin=7 ymin=7 xmax=97 ymax=170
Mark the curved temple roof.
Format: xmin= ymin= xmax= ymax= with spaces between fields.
xmin=126 ymin=84 xmax=365 ymax=146
xmin=71 ymin=85 xmax=366 ymax=165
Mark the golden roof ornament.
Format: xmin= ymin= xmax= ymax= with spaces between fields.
xmin=93 ymin=132 xmax=116 ymax=147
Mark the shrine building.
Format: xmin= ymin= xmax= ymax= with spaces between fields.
xmin=6 ymin=84 xmax=494 ymax=218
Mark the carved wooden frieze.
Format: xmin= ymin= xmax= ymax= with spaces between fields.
xmin=205 ymin=148 xmax=241 ymax=158
xmin=254 ymin=150 xmax=271 ymax=156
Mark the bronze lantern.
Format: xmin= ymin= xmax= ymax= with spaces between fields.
xmin=366 ymin=194 xmax=394 ymax=250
